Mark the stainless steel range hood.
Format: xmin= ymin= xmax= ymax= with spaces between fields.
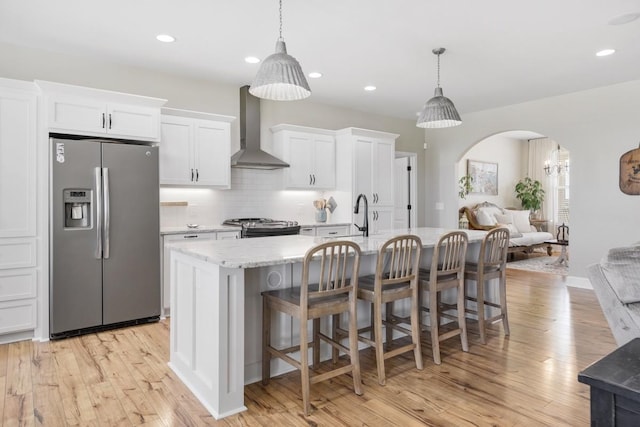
xmin=231 ymin=86 xmax=289 ymax=169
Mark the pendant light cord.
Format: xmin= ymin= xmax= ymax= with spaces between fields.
xmin=279 ymin=0 xmax=283 ymax=41
xmin=436 ymin=52 xmax=441 ymax=88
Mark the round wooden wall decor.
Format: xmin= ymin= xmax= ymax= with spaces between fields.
xmin=620 ymin=145 xmax=640 ymax=195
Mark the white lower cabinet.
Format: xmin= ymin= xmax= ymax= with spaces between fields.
xmin=162 ymin=230 xmax=240 ymax=316
xmin=0 ymin=79 xmax=39 ymax=341
xmin=299 ymin=225 xmax=351 ymax=237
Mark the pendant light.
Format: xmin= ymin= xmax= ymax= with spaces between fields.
xmin=416 ymin=48 xmax=462 ymax=128
xmin=249 ymin=0 xmax=311 ymax=101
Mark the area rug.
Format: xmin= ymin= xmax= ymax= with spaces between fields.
xmin=507 ymin=255 xmax=568 ymax=276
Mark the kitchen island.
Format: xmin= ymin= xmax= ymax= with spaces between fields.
xmin=167 ymin=228 xmax=487 ymax=419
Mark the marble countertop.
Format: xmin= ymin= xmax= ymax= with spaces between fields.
xmin=298 ymin=222 xmax=352 ymax=228
xmin=161 ymin=225 xmax=241 ymax=235
xmin=167 ymin=227 xmax=488 ymax=269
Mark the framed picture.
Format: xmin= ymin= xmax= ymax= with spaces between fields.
xmin=467 ymin=160 xmax=498 ymax=195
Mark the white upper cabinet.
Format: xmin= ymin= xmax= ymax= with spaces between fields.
xmin=336 ymin=127 xmax=399 ymax=235
xmin=0 ymin=80 xmax=37 ymax=238
xmin=36 ymin=80 xmax=166 ymax=142
xmin=160 ymin=109 xmax=235 ymax=187
xmin=352 ymin=134 xmax=396 ymax=206
xmin=271 ymin=124 xmax=336 ymax=189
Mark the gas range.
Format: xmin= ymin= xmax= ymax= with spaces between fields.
xmin=222 ymin=218 xmax=300 ymax=238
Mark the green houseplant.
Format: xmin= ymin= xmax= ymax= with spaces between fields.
xmin=515 ymin=177 xmax=545 ymax=212
xmin=458 ymin=174 xmax=474 ymax=199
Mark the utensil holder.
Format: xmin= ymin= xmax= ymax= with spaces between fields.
xmin=315 ymin=208 xmax=327 ymax=223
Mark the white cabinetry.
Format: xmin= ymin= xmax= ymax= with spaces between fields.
xmin=160 ymin=109 xmax=235 ymax=187
xmin=336 ymin=128 xmax=399 ymax=235
xmin=299 ymin=225 xmax=351 ymax=237
xmin=161 ymin=230 xmax=240 ymax=316
xmin=0 ymin=79 xmax=38 ymax=339
xmin=36 ymin=80 xmax=166 ymax=142
xmin=271 ymin=124 xmax=336 ymax=189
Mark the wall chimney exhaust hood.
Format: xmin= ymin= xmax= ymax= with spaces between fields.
xmin=231 ymin=86 xmax=289 ymax=169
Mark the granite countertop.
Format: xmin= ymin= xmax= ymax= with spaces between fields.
xmin=167 ymin=227 xmax=488 ymax=269
xmin=161 ymin=225 xmax=241 ymax=235
xmin=298 ymin=222 xmax=352 ymax=228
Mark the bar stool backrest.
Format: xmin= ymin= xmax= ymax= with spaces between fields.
xmin=429 ymin=231 xmax=468 ymax=283
xmin=376 ymin=235 xmax=422 ymax=289
xmin=480 ymin=227 xmax=510 ymax=270
xmin=301 ymin=240 xmax=362 ymax=305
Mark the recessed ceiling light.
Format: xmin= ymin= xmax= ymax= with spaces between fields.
xmin=596 ymin=49 xmax=616 ymax=57
xmin=245 ymin=56 xmax=260 ymax=64
xmin=364 ymin=85 xmax=377 ymax=91
xmin=308 ymin=72 xmax=323 ymax=79
xmin=608 ymin=12 xmax=640 ymax=25
xmin=156 ymin=34 xmax=175 ymax=43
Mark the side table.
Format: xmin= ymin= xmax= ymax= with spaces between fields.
xmin=530 ymin=219 xmax=549 ymax=232
xmin=544 ymin=239 xmax=569 ymax=267
xmin=578 ymin=338 xmax=640 ymax=426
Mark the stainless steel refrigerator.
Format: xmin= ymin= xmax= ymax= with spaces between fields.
xmin=50 ymin=136 xmax=160 ymax=338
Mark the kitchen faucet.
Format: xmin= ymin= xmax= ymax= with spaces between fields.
xmin=353 ymin=193 xmax=369 ymax=237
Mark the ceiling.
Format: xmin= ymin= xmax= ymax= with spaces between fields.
xmin=1 ymin=0 xmax=639 ymax=121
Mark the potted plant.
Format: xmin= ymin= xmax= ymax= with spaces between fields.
xmin=515 ymin=177 xmax=545 ymax=213
xmin=458 ymin=174 xmax=474 ymax=199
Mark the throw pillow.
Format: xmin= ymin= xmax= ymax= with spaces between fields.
xmin=505 ymin=209 xmax=532 ymax=233
xmin=494 ymin=212 xmax=513 ymax=225
xmin=601 ymin=244 xmax=640 ymax=304
xmin=476 ymin=209 xmax=497 ymax=226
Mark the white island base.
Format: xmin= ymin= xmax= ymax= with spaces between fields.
xmin=167 ymin=230 xmax=488 ymax=419
xmin=168 ymin=252 xmax=247 ymax=419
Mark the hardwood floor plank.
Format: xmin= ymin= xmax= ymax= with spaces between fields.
xmin=0 ymin=269 xmax=619 ymax=426
xmin=93 ymin=330 xmax=163 ymax=426
xmin=51 ymin=338 xmax=100 ymax=426
xmin=31 ymin=341 xmax=67 ymax=426
xmin=4 ymin=341 xmax=34 ymax=427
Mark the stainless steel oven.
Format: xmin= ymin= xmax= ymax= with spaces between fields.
xmin=222 ymin=218 xmax=300 ymax=238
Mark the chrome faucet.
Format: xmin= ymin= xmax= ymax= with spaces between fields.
xmin=353 ymin=193 xmax=369 ymax=237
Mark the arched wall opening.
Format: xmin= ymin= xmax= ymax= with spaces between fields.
xmin=455 ymin=129 xmax=571 ymax=237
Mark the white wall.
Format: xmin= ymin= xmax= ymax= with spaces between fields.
xmin=457 ymin=134 xmax=526 ymax=210
xmin=424 ymin=79 xmax=640 ymax=277
xmin=0 ymin=42 xmax=426 ymax=226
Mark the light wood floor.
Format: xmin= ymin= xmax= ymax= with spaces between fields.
xmin=0 ymin=269 xmax=615 ymax=426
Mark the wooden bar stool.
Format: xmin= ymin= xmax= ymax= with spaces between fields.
xmin=355 ymin=235 xmax=423 ymax=385
xmin=464 ymin=226 xmax=510 ymax=344
xmin=261 ymin=240 xmax=363 ymax=416
xmin=418 ymin=231 xmax=469 ymax=364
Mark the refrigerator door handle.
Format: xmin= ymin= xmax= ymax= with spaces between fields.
xmin=95 ymin=167 xmax=103 ymax=259
xmin=103 ymin=167 xmax=110 ymax=259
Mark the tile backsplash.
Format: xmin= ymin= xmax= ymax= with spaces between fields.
xmin=160 ymin=168 xmax=351 ymax=227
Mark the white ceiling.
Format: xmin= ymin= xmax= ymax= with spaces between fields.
xmin=1 ymin=0 xmax=639 ymax=121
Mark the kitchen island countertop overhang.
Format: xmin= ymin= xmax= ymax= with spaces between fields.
xmin=166 ymin=228 xmax=488 ymax=269
xmin=166 ymin=227 xmax=488 ymax=419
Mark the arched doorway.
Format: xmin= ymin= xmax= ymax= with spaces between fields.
xmin=457 ymin=130 xmax=571 ymax=237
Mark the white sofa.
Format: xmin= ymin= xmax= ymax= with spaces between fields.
xmin=588 ymin=243 xmax=640 ymax=346
xmin=460 ymin=201 xmax=554 ymax=256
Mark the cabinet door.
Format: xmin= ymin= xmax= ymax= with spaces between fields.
xmin=373 ymin=140 xmax=395 ymax=206
xmin=160 ymin=116 xmax=193 ymax=185
xmin=316 ymin=226 xmax=350 ymax=237
xmin=48 ymin=95 xmax=106 ymax=135
xmin=299 ymin=226 xmax=316 ymax=236
xmin=372 ymin=207 xmax=394 ymax=234
xmin=192 ymin=120 xmax=230 ymax=187
xmin=312 ymin=135 xmax=336 ymax=189
xmin=353 ymin=138 xmax=373 ymax=227
xmin=0 ymin=88 xmax=36 ymax=238
xmin=216 ymin=231 xmax=239 ymax=240
xmin=285 ymin=134 xmax=314 ymax=188
xmin=107 ymin=103 xmax=160 ymax=141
